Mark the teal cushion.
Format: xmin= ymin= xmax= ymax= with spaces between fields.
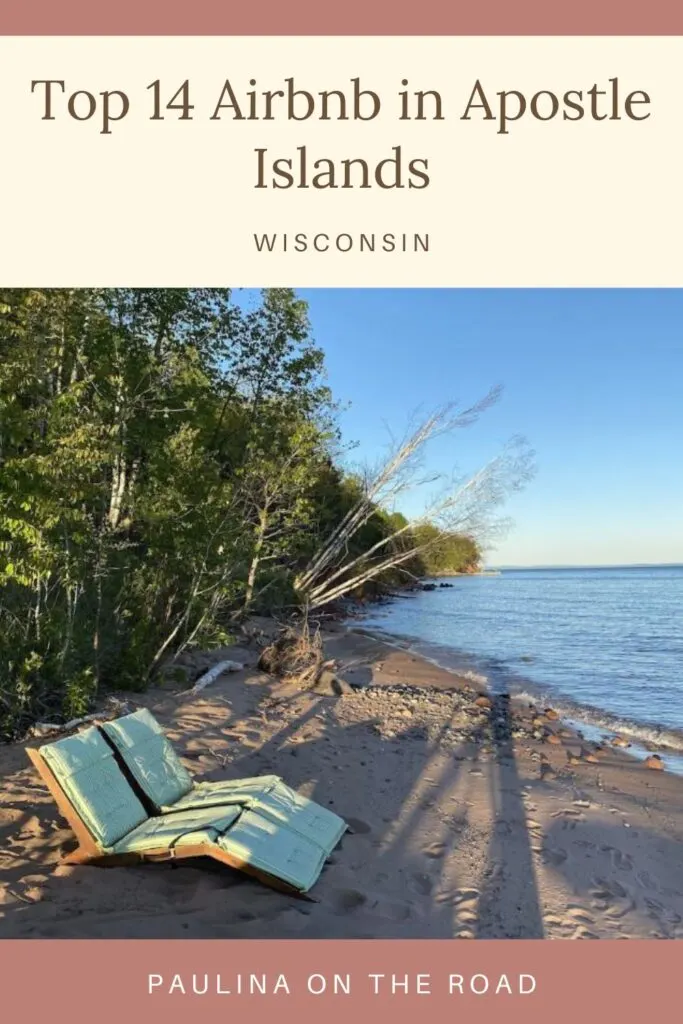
xmin=217 ymin=810 xmax=327 ymax=892
xmin=169 ymin=775 xmax=281 ymax=812
xmin=115 ymin=806 xmax=328 ymax=892
xmin=113 ymin=806 xmax=242 ymax=854
xmin=40 ymin=727 xmax=148 ymax=848
xmin=243 ymin=782 xmax=347 ymax=852
xmin=170 ymin=779 xmax=348 ymax=856
xmin=101 ymin=708 xmax=193 ymax=809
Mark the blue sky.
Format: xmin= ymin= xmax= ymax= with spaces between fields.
xmin=249 ymin=289 xmax=683 ymax=566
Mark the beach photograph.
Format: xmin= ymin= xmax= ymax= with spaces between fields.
xmin=0 ymin=286 xmax=681 ymax=939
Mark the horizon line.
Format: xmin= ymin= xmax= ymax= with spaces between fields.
xmin=488 ymin=561 xmax=683 ymax=570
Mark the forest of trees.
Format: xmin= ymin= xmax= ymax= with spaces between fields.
xmin=0 ymin=289 xmax=483 ymax=740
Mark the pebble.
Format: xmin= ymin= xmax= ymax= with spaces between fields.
xmin=645 ymin=755 xmax=664 ymax=770
xmin=545 ymin=708 xmax=560 ymax=721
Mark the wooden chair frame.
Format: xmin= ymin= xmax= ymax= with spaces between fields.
xmin=25 ymin=746 xmax=317 ymax=900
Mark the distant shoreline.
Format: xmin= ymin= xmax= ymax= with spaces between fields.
xmin=430 ymin=570 xmax=501 ymax=578
xmin=491 ymin=563 xmax=683 ymax=571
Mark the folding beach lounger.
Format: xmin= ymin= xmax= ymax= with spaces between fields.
xmin=100 ymin=709 xmax=347 ymax=856
xmin=26 ymin=726 xmax=330 ymax=895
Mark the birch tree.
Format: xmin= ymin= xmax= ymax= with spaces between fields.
xmin=295 ymin=391 xmax=535 ymax=610
xmin=0 ymin=288 xmax=333 ymax=738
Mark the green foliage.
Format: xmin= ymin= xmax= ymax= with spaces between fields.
xmin=0 ymin=288 xmax=481 ymax=740
xmin=0 ymin=288 xmax=334 ymax=739
xmin=412 ymin=526 xmax=481 ymax=576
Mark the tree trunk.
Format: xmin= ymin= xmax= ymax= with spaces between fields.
xmin=242 ymin=509 xmax=268 ymax=616
xmin=108 ymin=452 xmax=127 ymax=529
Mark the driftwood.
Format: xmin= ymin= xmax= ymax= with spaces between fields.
xmin=258 ymin=624 xmax=352 ymax=695
xmin=29 ymin=712 xmax=104 ymax=739
xmin=258 ymin=621 xmax=322 ymax=680
xmin=29 ymin=697 xmax=131 ymax=739
xmin=178 ymin=659 xmax=244 ymax=699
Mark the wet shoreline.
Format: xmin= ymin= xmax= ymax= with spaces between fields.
xmin=348 ymin=622 xmax=683 ymax=775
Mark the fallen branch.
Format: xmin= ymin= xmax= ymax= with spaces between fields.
xmin=28 ymin=697 xmax=132 ymax=739
xmin=29 ymin=712 xmax=103 ymax=738
xmin=178 ymin=659 xmax=244 ymax=699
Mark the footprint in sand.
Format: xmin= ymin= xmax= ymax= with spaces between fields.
xmin=436 ymin=887 xmax=479 ymax=908
xmin=382 ymin=902 xmax=412 ymax=922
xmin=590 ymin=877 xmax=636 ymax=919
xmin=332 ymin=889 xmax=367 ymax=914
xmin=542 ymin=845 xmax=568 ymax=867
xmin=604 ymin=847 xmax=634 ymax=872
xmin=566 ymin=905 xmax=596 ymax=927
xmin=346 ymin=818 xmax=371 ymax=835
xmin=423 ymin=842 xmax=447 ymax=859
xmin=543 ymin=914 xmax=565 ymax=929
xmin=456 ymin=909 xmax=478 ymax=926
xmin=551 ymin=809 xmax=586 ymax=831
xmin=644 ymin=897 xmax=682 ymax=925
xmin=606 ymin=898 xmax=637 ymax=921
xmin=483 ymin=862 xmax=504 ymax=883
xmin=592 ymin=877 xmax=629 ymax=899
xmin=411 ymin=873 xmax=434 ymax=896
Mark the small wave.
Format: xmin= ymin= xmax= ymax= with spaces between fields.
xmin=353 ymin=620 xmax=683 ymax=775
xmin=511 ymin=688 xmax=683 ymax=753
xmin=355 ymin=621 xmax=683 ymax=753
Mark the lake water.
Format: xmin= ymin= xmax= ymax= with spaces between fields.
xmin=357 ymin=565 xmax=683 ymax=768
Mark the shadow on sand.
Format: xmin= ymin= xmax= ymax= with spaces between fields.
xmin=0 ymin=667 xmax=550 ymax=938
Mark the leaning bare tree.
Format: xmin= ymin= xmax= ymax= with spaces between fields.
xmin=294 ymin=386 xmax=534 ymax=610
xmin=259 ymin=386 xmax=535 ymax=685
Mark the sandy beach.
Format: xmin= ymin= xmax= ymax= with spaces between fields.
xmin=1 ymin=626 xmax=682 ymax=940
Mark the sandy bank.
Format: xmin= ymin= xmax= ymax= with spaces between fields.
xmin=1 ymin=626 xmax=682 ymax=939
